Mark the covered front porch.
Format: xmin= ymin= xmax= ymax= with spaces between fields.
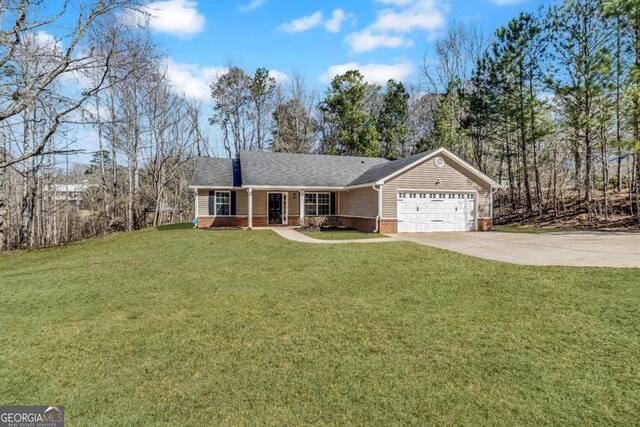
xmin=245 ymin=188 xmax=337 ymax=229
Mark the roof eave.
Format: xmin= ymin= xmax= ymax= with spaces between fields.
xmin=241 ymin=184 xmax=346 ymax=190
xmin=189 ymin=185 xmax=242 ymax=190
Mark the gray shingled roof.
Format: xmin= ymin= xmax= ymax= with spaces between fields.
xmin=191 ymin=149 xmax=448 ymax=188
xmin=191 ymin=157 xmax=242 ymax=187
xmin=239 ymin=151 xmax=389 ymax=187
xmin=349 ymin=149 xmax=438 ymax=185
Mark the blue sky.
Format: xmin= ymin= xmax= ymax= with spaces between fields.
xmin=145 ymin=0 xmax=546 ymax=101
xmin=41 ymin=0 xmax=548 ymax=162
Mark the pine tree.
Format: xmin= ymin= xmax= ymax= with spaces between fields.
xmin=546 ymin=0 xmax=614 ymax=203
xmin=319 ymin=70 xmax=381 ymax=157
xmin=377 ymin=79 xmax=410 ymax=158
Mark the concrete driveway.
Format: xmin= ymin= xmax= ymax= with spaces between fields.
xmin=393 ymin=231 xmax=640 ymax=268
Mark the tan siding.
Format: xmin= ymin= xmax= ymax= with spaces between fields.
xmin=339 ymin=187 xmax=377 ymax=218
xmin=235 ymin=191 xmax=248 ymax=215
xmin=382 ymin=153 xmax=492 ymax=218
xmin=252 ymin=190 xmax=267 ymax=216
xmin=197 ymin=189 xmax=209 ymax=215
xmin=289 ymin=192 xmax=300 ymax=215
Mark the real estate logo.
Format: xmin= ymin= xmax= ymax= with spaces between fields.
xmin=0 ymin=406 xmax=64 ymax=427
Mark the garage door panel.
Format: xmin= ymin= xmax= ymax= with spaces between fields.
xmin=397 ymin=191 xmax=476 ymax=232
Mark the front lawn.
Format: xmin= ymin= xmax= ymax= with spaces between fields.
xmin=300 ymin=228 xmax=387 ymax=240
xmin=1 ymin=226 xmax=639 ymax=425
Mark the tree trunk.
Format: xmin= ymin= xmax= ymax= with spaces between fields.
xmin=553 ymin=146 xmax=558 ymax=216
xmin=94 ymin=93 xmax=109 ymax=216
xmin=20 ymin=110 xmax=31 ymax=248
xmin=528 ymin=75 xmax=542 ymax=215
xmin=504 ymin=114 xmax=517 ymax=214
xmin=573 ymin=142 xmax=581 ymax=203
xmin=0 ymin=146 xmax=5 ymax=251
xmin=635 ymin=11 xmax=640 ymax=217
xmin=584 ymin=104 xmax=593 ymax=203
xmin=601 ymin=128 xmax=608 ymax=220
xmin=615 ymin=16 xmax=623 ymax=193
xmin=518 ymin=67 xmax=532 ymax=214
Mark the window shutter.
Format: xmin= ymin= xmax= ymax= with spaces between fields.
xmin=230 ymin=191 xmax=236 ymax=215
xmin=208 ymin=191 xmax=215 ymax=215
xmin=330 ymin=192 xmax=336 ymax=215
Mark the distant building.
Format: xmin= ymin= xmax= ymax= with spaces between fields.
xmin=48 ymin=184 xmax=95 ymax=205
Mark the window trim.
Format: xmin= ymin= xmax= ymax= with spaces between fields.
xmin=304 ymin=192 xmax=331 ymax=216
xmin=213 ymin=190 xmax=231 ymax=216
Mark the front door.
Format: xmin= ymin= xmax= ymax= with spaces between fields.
xmin=268 ymin=193 xmax=283 ymax=225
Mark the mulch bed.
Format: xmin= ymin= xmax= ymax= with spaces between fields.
xmin=202 ymin=226 xmax=243 ymax=231
xmin=297 ymin=226 xmax=356 ymax=232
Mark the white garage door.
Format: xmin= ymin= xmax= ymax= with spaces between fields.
xmin=397 ymin=192 xmax=476 ymax=232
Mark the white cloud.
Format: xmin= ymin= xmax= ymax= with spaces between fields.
xmin=345 ymin=0 xmax=446 ymax=53
xmin=269 ymin=70 xmax=290 ymax=84
xmin=278 ymin=11 xmax=323 ymax=33
xmin=129 ymin=0 xmax=205 ymax=38
xmin=371 ymin=1 xmax=445 ymax=34
xmin=346 ymin=30 xmax=412 ymax=53
xmin=163 ymin=60 xmax=288 ymax=101
xmin=163 ymin=59 xmax=228 ymax=101
xmin=240 ymin=0 xmax=265 ymax=12
xmin=22 ymin=30 xmax=63 ymax=55
xmin=489 ymin=0 xmax=527 ymax=4
xmin=374 ymin=0 xmax=414 ymax=5
xmin=325 ymin=9 xmax=347 ymax=33
xmin=320 ymin=61 xmax=414 ymax=85
xmin=26 ymin=33 xmax=94 ymax=88
xmin=32 ymin=31 xmax=61 ymax=50
xmin=59 ymin=67 xmax=94 ymax=88
xmin=77 ymin=103 xmax=111 ymax=122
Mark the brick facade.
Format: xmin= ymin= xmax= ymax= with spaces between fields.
xmin=301 ymin=216 xmax=340 ymax=228
xmin=477 ymin=217 xmax=492 ymax=231
xmin=197 ymin=215 xmax=299 ymax=229
xmin=251 ymin=216 xmax=268 ymax=227
xmin=288 ymin=216 xmax=300 ymax=226
xmin=198 ymin=215 xmax=491 ymax=233
xmin=378 ymin=218 xmax=398 ymax=234
xmin=297 ymin=216 xmax=377 ymax=233
xmin=197 ymin=216 xmax=248 ymax=228
xmin=337 ymin=216 xmax=377 ymax=233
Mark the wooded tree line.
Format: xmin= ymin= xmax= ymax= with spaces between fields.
xmin=2 ymin=0 xmax=639 ymax=251
xmin=0 ymin=0 xmax=206 ymax=250
xmin=463 ymin=0 xmax=640 ymax=222
xmin=213 ymin=0 xmax=639 ymax=225
xmin=211 ymin=68 xmax=415 ymax=159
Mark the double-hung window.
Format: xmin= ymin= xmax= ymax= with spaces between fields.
xmin=213 ymin=191 xmax=230 ymax=216
xmin=317 ymin=193 xmax=330 ymax=215
xmin=304 ymin=192 xmax=330 ymax=216
xmin=304 ymin=193 xmax=317 ymax=216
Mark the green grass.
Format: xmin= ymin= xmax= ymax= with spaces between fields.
xmin=1 ymin=226 xmax=639 ymax=425
xmin=300 ymin=229 xmax=387 ymax=240
xmin=494 ymin=225 xmax=578 ymax=234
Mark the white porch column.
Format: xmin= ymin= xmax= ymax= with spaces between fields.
xmin=247 ymin=187 xmax=253 ymax=229
xmin=299 ymin=190 xmax=305 ymax=227
xmin=194 ymin=189 xmax=199 ymax=218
